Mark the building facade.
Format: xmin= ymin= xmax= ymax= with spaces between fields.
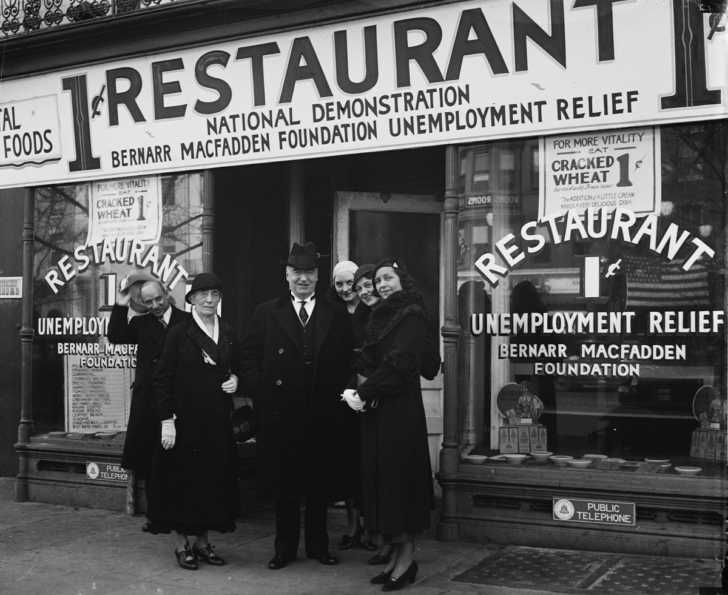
xmin=0 ymin=0 xmax=726 ymax=558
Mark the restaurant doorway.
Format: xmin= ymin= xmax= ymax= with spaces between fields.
xmin=333 ymin=191 xmax=444 ymax=471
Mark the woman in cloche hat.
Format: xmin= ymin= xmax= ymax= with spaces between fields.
xmin=147 ymin=273 xmax=240 ymax=570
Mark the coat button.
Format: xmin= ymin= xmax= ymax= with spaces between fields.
xmin=275 ymin=379 xmax=282 ymax=386
xmin=277 ymin=348 xmax=284 ymax=354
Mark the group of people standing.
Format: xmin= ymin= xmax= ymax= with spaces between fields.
xmin=109 ymin=241 xmax=440 ymax=591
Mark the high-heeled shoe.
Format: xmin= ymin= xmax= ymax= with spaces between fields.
xmin=370 ymin=569 xmax=392 ymax=584
xmin=381 ymin=561 xmax=418 ymax=591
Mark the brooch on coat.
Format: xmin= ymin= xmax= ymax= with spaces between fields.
xmin=201 ymin=348 xmax=217 ymax=366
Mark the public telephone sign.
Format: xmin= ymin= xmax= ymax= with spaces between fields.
xmin=0 ymin=0 xmax=725 ymax=189
xmin=553 ymin=497 xmax=636 ymax=526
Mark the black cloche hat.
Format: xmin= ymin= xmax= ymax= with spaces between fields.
xmin=185 ymin=272 xmax=223 ymax=303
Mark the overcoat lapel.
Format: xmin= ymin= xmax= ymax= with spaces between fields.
xmin=274 ymin=295 xmax=303 ymax=351
xmin=186 ymin=318 xmax=221 ymax=365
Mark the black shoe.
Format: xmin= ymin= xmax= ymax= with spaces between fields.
xmin=175 ymin=545 xmax=199 ymax=570
xmin=193 ymin=543 xmax=225 ymax=566
xmin=141 ymin=521 xmax=151 ymax=533
xmin=368 ymin=551 xmax=393 ymax=565
xmin=307 ymin=552 xmax=339 ymax=565
xmin=382 ymin=561 xmax=418 ymax=591
xmin=268 ymin=554 xmax=290 ymax=570
xmin=370 ymin=569 xmax=392 ymax=584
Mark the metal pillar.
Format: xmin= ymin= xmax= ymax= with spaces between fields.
xmin=437 ymin=146 xmax=461 ymax=541
xmin=16 ymin=188 xmax=34 ymax=502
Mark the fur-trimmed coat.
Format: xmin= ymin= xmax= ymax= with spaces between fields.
xmin=357 ymin=290 xmax=439 ymax=537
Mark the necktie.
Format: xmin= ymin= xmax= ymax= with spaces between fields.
xmin=298 ymin=300 xmax=309 ymax=326
xmin=159 ymin=317 xmax=167 ymax=330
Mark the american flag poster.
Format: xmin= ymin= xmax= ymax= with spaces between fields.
xmin=625 ymin=255 xmax=710 ymax=308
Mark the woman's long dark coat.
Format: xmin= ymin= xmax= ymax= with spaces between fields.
xmin=146 ymin=318 xmax=239 ymax=535
xmin=107 ymin=304 xmax=189 ymax=476
xmin=357 ymin=291 xmax=439 ymax=537
xmin=239 ymin=293 xmax=354 ymax=499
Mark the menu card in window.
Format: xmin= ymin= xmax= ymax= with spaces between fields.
xmin=63 ymin=355 xmax=132 ymax=433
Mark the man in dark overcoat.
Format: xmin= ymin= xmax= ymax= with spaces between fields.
xmin=240 ymin=242 xmax=355 ymax=570
xmin=107 ymin=274 xmax=189 ymax=525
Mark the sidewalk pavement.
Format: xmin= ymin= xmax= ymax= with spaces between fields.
xmin=0 ymin=478 xmax=723 ymax=595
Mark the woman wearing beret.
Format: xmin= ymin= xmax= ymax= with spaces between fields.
xmin=342 ymin=259 xmax=440 ymax=591
xmin=147 ymin=272 xmax=240 ymax=570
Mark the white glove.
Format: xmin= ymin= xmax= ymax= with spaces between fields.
xmin=221 ymin=373 xmax=238 ymax=394
xmin=161 ymin=418 xmax=176 ymax=450
xmin=341 ymin=388 xmax=364 ymax=412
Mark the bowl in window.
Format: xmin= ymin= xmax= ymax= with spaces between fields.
xmin=604 ymin=457 xmax=625 ymax=465
xmin=530 ymin=451 xmax=553 ymax=462
xmin=674 ymin=466 xmax=702 ymax=476
xmin=549 ymin=455 xmax=574 ymax=467
xmin=567 ymin=458 xmax=593 ymax=469
xmin=644 ymin=458 xmax=670 ymax=464
xmin=463 ymin=454 xmax=488 ymax=464
xmin=503 ymin=454 xmax=528 ymax=465
xmin=583 ymin=453 xmax=607 ymax=461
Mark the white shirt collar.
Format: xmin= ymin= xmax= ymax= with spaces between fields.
xmin=291 ymin=293 xmax=315 ymax=305
xmin=192 ymin=308 xmax=219 ymax=343
xmin=161 ymin=307 xmax=172 ymax=326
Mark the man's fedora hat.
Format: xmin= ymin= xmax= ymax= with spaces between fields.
xmin=185 ymin=272 xmax=223 ymax=303
xmin=284 ymin=241 xmax=320 ymax=270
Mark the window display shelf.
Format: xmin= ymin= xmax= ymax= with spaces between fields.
xmin=543 ymin=409 xmax=692 ymax=420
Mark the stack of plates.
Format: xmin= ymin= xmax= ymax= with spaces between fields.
xmin=567 ymin=458 xmax=593 ymax=469
xmin=674 ymin=466 xmax=701 ymax=476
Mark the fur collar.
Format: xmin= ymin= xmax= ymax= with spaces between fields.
xmin=365 ymin=290 xmax=428 ymax=343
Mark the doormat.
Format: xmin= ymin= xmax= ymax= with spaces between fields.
xmin=451 ymin=546 xmax=723 ymax=594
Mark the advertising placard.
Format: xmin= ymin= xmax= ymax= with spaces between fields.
xmin=86 ymin=176 xmax=162 ymax=245
xmin=0 ymin=0 xmax=724 ymax=189
xmin=539 ymin=127 xmax=660 ymax=220
xmin=0 ymin=277 xmax=22 ymax=298
xmin=0 ymin=95 xmax=62 ymax=169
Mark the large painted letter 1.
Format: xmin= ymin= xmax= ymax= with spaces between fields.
xmin=62 ymin=75 xmax=101 ymax=172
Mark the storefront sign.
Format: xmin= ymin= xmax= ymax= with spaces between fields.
xmin=539 ymin=128 xmax=660 ymax=219
xmin=87 ymin=176 xmax=162 ymax=245
xmin=64 ymin=355 xmax=132 ymax=433
xmin=553 ymin=497 xmax=636 ymax=526
xmin=0 ymin=96 xmax=62 ymax=169
xmin=86 ymin=462 xmax=129 ymax=483
xmin=0 ymin=277 xmax=22 ymax=298
xmin=0 ymin=0 xmax=724 ymax=189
